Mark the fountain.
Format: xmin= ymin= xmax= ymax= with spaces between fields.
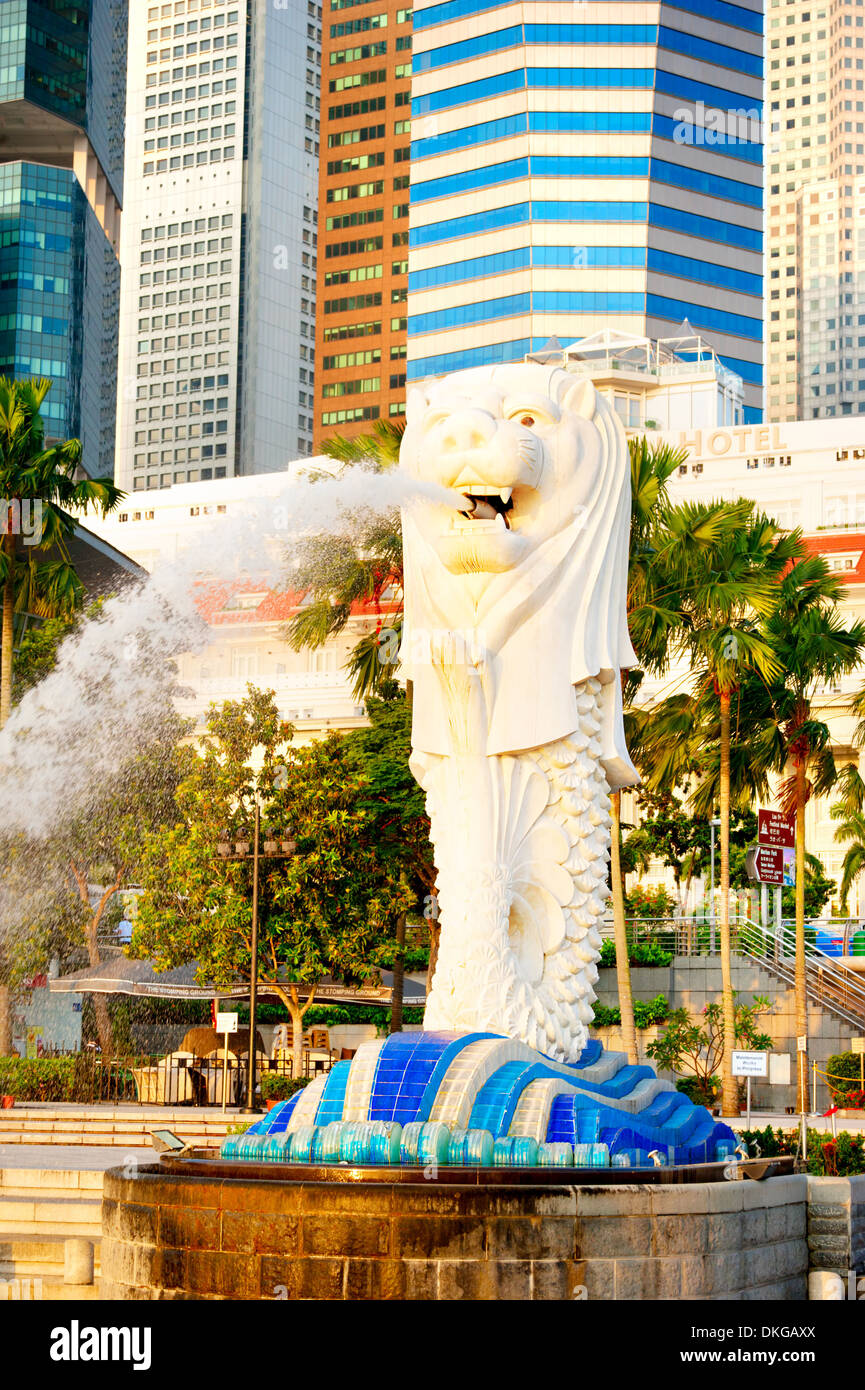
xmin=79 ymin=367 xmax=803 ymax=1299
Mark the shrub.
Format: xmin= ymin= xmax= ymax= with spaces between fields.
xmin=260 ymin=1074 xmax=308 ymax=1103
xmin=826 ymin=1052 xmax=864 ymax=1106
xmin=592 ymin=994 xmax=670 ymax=1029
xmin=598 ymin=939 xmax=672 ymax=969
xmin=735 ymin=1126 xmax=865 ymax=1175
xmin=624 ymin=884 xmax=676 ymax=919
xmin=676 ymin=1075 xmax=719 ymax=1108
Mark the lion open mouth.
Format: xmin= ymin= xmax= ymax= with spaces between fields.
xmin=456 ymin=488 xmax=514 ymax=531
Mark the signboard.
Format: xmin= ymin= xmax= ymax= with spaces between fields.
xmin=746 ymin=845 xmax=784 ymax=885
xmin=732 ymin=1050 xmax=769 ymax=1077
xmin=215 ymin=1011 xmax=238 ymax=1034
xmin=797 ymin=1035 xmax=808 ymax=1052
xmin=851 ymin=1037 xmax=865 ymax=1056
xmin=768 ymin=1053 xmax=791 ymax=1086
xmin=758 ymin=809 xmax=795 ymax=848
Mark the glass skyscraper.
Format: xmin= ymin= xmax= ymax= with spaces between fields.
xmin=407 ymin=1 xmax=764 ymax=419
xmin=0 ymin=0 xmax=126 ymax=474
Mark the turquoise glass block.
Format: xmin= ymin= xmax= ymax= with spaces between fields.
xmin=368 ymin=1121 xmax=402 ymax=1165
xmin=263 ymin=1133 xmax=291 ymax=1163
xmin=288 ymin=1126 xmax=316 ymax=1163
xmin=492 ymin=1137 xmax=516 ymax=1167
xmin=447 ymin=1128 xmax=468 ymax=1165
xmin=310 ymin=1122 xmax=343 ymax=1164
xmin=573 ymin=1143 xmax=593 ymax=1166
xmin=538 ymin=1141 xmax=574 ymax=1167
xmin=464 ymin=1129 xmax=494 ymax=1166
xmin=591 ymin=1143 xmax=610 ymax=1168
xmin=339 ymin=1121 xmax=371 ymax=1165
xmin=220 ymin=1135 xmax=238 ymax=1159
xmin=510 ymin=1136 xmax=539 ymax=1167
xmin=400 ymin=1121 xmax=424 ymax=1165
xmin=237 ymin=1135 xmax=267 ymax=1160
xmin=715 ymin=1141 xmax=736 ymax=1161
xmin=417 ymin=1121 xmax=451 ymax=1169
xmin=612 ymin=1151 xmax=632 ymax=1168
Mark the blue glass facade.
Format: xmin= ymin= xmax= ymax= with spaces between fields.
xmin=407 ymin=0 xmax=764 ymax=416
xmin=0 ymin=1 xmax=125 ymax=469
xmin=0 ymin=162 xmax=120 ymax=473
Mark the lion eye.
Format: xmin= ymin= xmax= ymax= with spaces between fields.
xmin=519 ymin=414 xmax=535 ymax=427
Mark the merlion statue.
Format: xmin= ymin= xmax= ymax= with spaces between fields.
xmin=400 ymin=363 xmax=639 ymax=1063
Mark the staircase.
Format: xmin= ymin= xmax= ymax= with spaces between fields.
xmin=0 ymin=1104 xmax=239 ymax=1149
xmin=0 ymin=1167 xmax=103 ymax=1302
xmin=738 ymin=923 xmax=865 ymax=1033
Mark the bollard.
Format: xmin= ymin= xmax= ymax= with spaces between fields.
xmin=64 ymin=1237 xmax=94 ymax=1286
xmin=808 ymin=1270 xmax=844 ymax=1300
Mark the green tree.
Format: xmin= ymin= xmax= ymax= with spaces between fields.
xmin=285 ymin=422 xmax=404 ymax=701
xmin=675 ymin=510 xmax=800 ymax=1116
xmin=646 ymin=993 xmax=774 ymax=1105
xmin=343 ymin=684 xmax=436 ymax=1018
xmin=132 ymin=688 xmax=413 ymax=1079
xmin=0 ymin=377 xmax=121 ymax=728
xmin=750 ymin=551 xmax=865 ymax=1108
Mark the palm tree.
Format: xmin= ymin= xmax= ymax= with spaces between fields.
xmin=753 ymin=554 xmax=865 ymax=1108
xmin=0 ymin=377 xmax=122 ymax=727
xmin=831 ymin=761 xmax=865 ymax=913
xmin=606 ymin=436 xmax=688 ymax=1064
xmin=286 ymin=420 xmax=404 ymax=701
xmin=677 ymin=510 xmax=800 ymax=1116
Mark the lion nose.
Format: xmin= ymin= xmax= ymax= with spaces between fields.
xmin=439 ymin=409 xmax=496 ymax=452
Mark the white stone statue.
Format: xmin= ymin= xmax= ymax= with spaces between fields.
xmin=400 ymin=364 xmax=639 ymax=1063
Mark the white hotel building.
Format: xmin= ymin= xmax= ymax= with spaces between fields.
xmin=115 ymin=0 xmax=321 ymax=494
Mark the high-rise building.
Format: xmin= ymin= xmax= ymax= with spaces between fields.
xmin=407 ymin=1 xmax=764 ymax=420
xmin=115 ymin=0 xmax=320 ymax=493
xmin=313 ymin=0 xmax=413 ymax=448
xmin=766 ymin=0 xmax=865 ymax=422
xmin=0 ymin=0 xmax=126 ymax=475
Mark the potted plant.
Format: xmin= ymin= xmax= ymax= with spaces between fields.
xmin=260 ymin=1073 xmax=300 ymax=1110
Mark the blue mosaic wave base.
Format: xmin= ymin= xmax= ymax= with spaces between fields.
xmin=225 ymin=1032 xmax=737 ymax=1170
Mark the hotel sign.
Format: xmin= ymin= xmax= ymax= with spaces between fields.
xmin=671 ymin=425 xmax=789 ymax=457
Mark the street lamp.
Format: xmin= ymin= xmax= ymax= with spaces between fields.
xmin=709 ymin=816 xmax=721 ymax=954
xmin=216 ymin=800 xmax=296 ymax=1112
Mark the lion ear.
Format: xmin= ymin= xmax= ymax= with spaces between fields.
xmin=406 ymin=385 xmax=429 ymax=426
xmin=558 ymin=376 xmax=596 ymax=421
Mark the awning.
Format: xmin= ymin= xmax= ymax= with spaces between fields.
xmin=48 ymin=956 xmax=426 ymax=1006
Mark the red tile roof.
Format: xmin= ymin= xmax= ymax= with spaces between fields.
xmin=192 ymin=578 xmax=401 ymax=626
xmin=802 ymin=533 xmax=865 ymax=585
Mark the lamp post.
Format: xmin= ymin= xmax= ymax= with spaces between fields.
xmin=217 ymin=800 xmax=296 ymax=1113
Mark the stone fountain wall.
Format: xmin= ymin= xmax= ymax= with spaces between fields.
xmin=100 ymin=1167 xmax=808 ymax=1301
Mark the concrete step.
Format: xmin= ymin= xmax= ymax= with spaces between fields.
xmin=0 ymin=1195 xmax=102 ymax=1238
xmin=0 ymin=1276 xmax=101 ymax=1302
xmin=0 ymin=1126 xmax=232 ymax=1146
xmin=0 ymin=1168 xmax=104 ymax=1198
xmin=0 ymin=1232 xmax=102 ymax=1279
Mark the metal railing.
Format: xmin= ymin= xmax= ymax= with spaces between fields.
xmin=600 ymin=915 xmax=865 ymax=1031
xmin=0 ymin=1049 xmax=334 ymax=1107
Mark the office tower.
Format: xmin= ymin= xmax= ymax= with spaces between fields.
xmin=408 ymin=1 xmax=765 ymax=420
xmin=0 ymin=0 xmax=126 ymax=475
xmin=116 ymin=0 xmax=320 ymax=493
xmin=313 ymin=0 xmax=412 ymax=447
xmin=767 ymin=0 xmax=865 ymax=421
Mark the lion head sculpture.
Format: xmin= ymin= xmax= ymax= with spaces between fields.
xmin=400 ymin=362 xmax=638 ymax=788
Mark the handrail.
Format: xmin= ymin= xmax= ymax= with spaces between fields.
xmin=599 ymin=914 xmax=865 ymax=1031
